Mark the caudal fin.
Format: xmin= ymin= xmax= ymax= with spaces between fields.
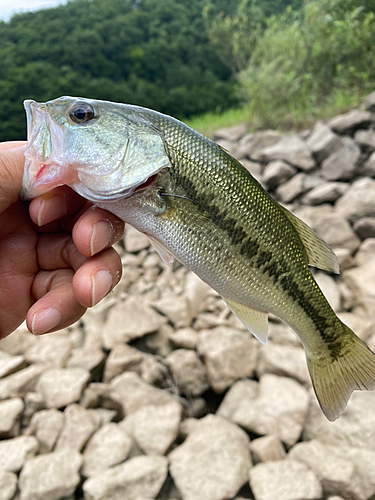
xmin=307 ymin=324 xmax=375 ymax=421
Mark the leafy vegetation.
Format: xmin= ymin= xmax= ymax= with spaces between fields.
xmin=0 ymin=0 xmax=238 ymax=141
xmin=1 ymin=0 xmax=375 ymax=140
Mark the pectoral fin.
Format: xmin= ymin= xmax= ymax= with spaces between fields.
xmin=224 ymin=298 xmax=268 ymax=345
xmin=282 ymin=208 xmax=340 ymax=274
xmin=147 ymin=235 xmax=175 ymax=266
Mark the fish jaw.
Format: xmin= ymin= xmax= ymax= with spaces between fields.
xmin=20 ymin=100 xmax=78 ymax=199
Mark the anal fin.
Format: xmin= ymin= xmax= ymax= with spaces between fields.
xmin=224 ymin=298 xmax=268 ymax=345
xmin=147 ymin=235 xmax=175 ymax=266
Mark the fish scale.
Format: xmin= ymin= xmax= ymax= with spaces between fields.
xmin=20 ymin=96 xmax=375 ymax=421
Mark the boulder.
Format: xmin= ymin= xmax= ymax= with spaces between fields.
xmin=354 ymin=128 xmax=375 ymax=150
xmin=328 ymin=109 xmax=372 ymax=134
xmin=120 ymin=401 xmax=182 ymax=455
xmin=169 ymin=414 xmax=251 ymax=500
xmin=303 ymin=390 xmax=375 ymax=452
xmin=250 ymin=435 xmax=286 ymax=464
xmin=335 ymin=177 xmax=375 ymax=223
xmin=0 ymin=365 xmax=45 ymax=399
xmin=0 ymin=398 xmax=24 ymax=438
xmin=214 ymin=124 xmax=248 ymax=142
xmin=255 ymin=135 xmax=315 ymax=171
xmin=262 ymin=160 xmax=297 ymax=190
xmin=36 ymin=368 xmax=90 ymax=408
xmin=197 ymin=326 xmax=259 ymax=393
xmin=217 ymin=375 xmax=309 ymax=446
xmin=312 ymin=213 xmax=360 ymax=254
xmin=0 ymin=350 xmax=26 ymax=378
xmin=275 ymin=173 xmax=322 ymax=203
xmin=353 ymin=217 xmax=375 ymax=239
xmin=103 ymin=343 xmax=143 ymax=383
xmin=235 ymin=130 xmax=282 ymax=160
xmin=288 ymin=439 xmax=375 ymax=500
xmin=343 ymin=259 xmax=375 ymax=318
xmin=249 ymin=460 xmax=322 ymax=500
xmin=108 ymin=371 xmax=176 ymax=415
xmin=321 ymin=137 xmax=360 ymax=181
xmin=302 ymin=182 xmax=349 ymax=205
xmin=66 ymin=347 xmax=105 ymax=373
xmin=256 ymin=343 xmax=310 ymax=385
xmin=26 ymin=408 xmax=64 ymax=453
xmin=19 ymin=448 xmax=82 ymax=500
xmin=0 ymin=471 xmax=17 ymax=500
xmin=0 ymin=436 xmax=38 ymax=473
xmin=82 ymin=423 xmax=133 ymax=477
xmin=55 ymin=404 xmax=98 ymax=452
xmin=306 ymin=121 xmax=343 ymax=163
xmin=166 ymin=349 xmax=209 ymax=396
xmin=103 ymin=296 xmax=165 ymax=348
xmin=82 ymin=455 xmax=168 ymax=500
xmin=24 ymin=332 xmax=73 ymax=368
xmin=169 ymin=328 xmax=199 ymax=350
xmin=361 ymin=91 xmax=375 ymax=112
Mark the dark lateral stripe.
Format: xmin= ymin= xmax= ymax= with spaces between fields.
xmin=174 ymin=172 xmax=340 ymax=353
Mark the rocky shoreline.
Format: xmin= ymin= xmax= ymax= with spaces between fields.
xmin=1 ymin=93 xmax=375 ymax=500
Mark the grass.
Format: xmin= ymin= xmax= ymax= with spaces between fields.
xmin=185 ymin=89 xmax=371 ymax=138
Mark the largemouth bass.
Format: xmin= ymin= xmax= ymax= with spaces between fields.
xmin=20 ymin=96 xmax=375 ymax=421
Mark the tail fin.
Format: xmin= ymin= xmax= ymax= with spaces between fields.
xmin=307 ymin=324 xmax=375 ymax=421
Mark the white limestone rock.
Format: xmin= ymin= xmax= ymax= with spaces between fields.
xmin=314 ymin=272 xmax=341 ymax=311
xmin=249 ymin=460 xmax=322 ymax=500
xmin=214 ymin=124 xmax=248 ymax=143
xmin=250 ymin=435 xmax=286 ymax=464
xmin=303 ymin=390 xmax=375 ymax=452
xmin=103 ymin=343 xmax=143 ymax=383
xmin=343 ymin=259 xmax=375 ymax=319
xmin=24 ymin=332 xmax=73 ymax=368
xmin=55 ymin=404 xmax=98 ymax=452
xmin=82 ymin=455 xmax=168 ymax=500
xmin=288 ymin=439 xmax=375 ymax=500
xmin=19 ymin=448 xmax=82 ymax=500
xmin=102 ymin=296 xmax=165 ymax=348
xmin=169 ymin=328 xmax=199 ymax=350
xmin=0 ymin=350 xmax=26 ymax=378
xmin=169 ymin=415 xmax=251 ymax=500
xmin=153 ymin=294 xmax=192 ymax=329
xmin=197 ymin=326 xmax=259 ymax=393
xmin=166 ymin=349 xmax=209 ymax=397
xmin=124 ymin=225 xmax=150 ymax=252
xmin=302 ymin=182 xmax=348 ymax=205
xmin=66 ymin=347 xmax=105 ymax=373
xmin=82 ymin=423 xmax=133 ymax=477
xmin=335 ymin=177 xmax=375 ymax=223
xmin=0 ymin=398 xmax=24 ymax=438
xmin=0 ymin=365 xmax=46 ymax=399
xmin=218 ymin=375 xmax=309 ymax=446
xmin=256 ymin=343 xmax=310 ymax=385
xmin=36 ymin=368 xmax=90 ymax=408
xmin=313 ymin=213 xmax=360 ymax=254
xmin=0 ymin=436 xmax=38 ymax=473
xmin=262 ymin=160 xmax=297 ymax=190
xmin=328 ymin=109 xmax=372 ymax=134
xmin=108 ymin=371 xmax=176 ymax=415
xmin=321 ymin=137 xmax=360 ymax=181
xmin=255 ymin=135 xmax=315 ymax=171
xmin=0 ymin=471 xmax=17 ymax=500
xmin=26 ymin=408 xmax=64 ymax=453
xmin=306 ymin=121 xmax=343 ymax=163
xmin=120 ymin=401 xmax=182 ymax=455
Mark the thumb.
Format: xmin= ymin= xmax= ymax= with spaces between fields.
xmin=0 ymin=142 xmax=27 ymax=213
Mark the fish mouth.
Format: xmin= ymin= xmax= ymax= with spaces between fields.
xmin=20 ymin=100 xmax=78 ymax=200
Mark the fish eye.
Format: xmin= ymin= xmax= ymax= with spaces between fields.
xmin=69 ymin=103 xmax=95 ymax=123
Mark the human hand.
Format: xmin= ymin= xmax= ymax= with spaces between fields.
xmin=0 ymin=141 xmax=124 ymax=339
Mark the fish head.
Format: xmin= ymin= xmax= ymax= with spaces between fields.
xmin=20 ymin=96 xmax=170 ymax=202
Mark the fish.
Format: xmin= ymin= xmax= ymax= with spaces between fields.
xmin=20 ymin=96 xmax=375 ymax=421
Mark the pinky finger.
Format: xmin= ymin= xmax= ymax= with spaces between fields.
xmin=26 ymin=269 xmax=86 ymax=335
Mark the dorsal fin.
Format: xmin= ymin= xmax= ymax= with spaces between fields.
xmin=224 ymin=298 xmax=268 ymax=345
xmin=282 ymin=207 xmax=340 ymax=274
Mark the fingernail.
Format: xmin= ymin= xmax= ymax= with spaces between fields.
xmin=91 ymin=270 xmax=112 ymax=307
xmin=31 ymin=308 xmax=62 ymax=335
xmin=90 ymin=221 xmax=113 ymax=256
xmin=37 ymin=194 xmax=66 ymax=226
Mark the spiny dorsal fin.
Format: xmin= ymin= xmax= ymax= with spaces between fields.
xmin=282 ymin=208 xmax=340 ymax=274
xmin=224 ymin=298 xmax=268 ymax=345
